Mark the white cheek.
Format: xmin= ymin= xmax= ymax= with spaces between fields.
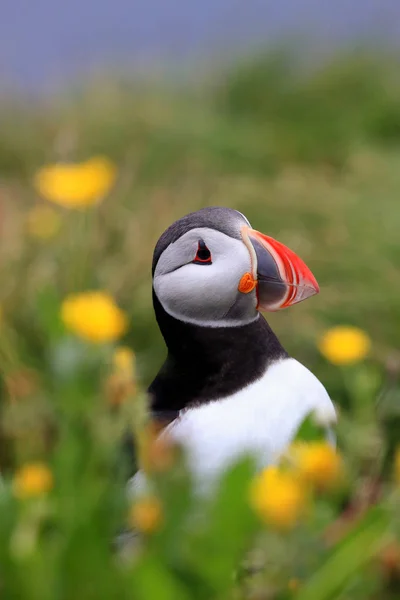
xmin=154 ymin=246 xmax=255 ymax=326
xmin=153 ymin=230 xmax=256 ymax=327
xmin=155 ymin=260 xmax=238 ymax=321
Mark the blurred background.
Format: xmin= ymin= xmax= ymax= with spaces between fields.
xmin=2 ymin=0 xmax=400 ymax=406
xmin=2 ymin=0 xmax=400 ymax=92
xmin=2 ymin=5 xmax=400 ymax=599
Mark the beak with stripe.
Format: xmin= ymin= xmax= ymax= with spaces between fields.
xmin=241 ymin=226 xmax=319 ymax=311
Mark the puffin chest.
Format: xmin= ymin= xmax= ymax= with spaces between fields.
xmin=161 ymin=358 xmax=336 ymax=484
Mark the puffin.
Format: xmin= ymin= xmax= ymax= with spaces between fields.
xmin=130 ymin=206 xmax=336 ymax=494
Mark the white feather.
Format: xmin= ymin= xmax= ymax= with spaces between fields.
xmin=129 ymin=358 xmax=336 ymax=496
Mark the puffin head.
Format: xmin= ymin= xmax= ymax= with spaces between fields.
xmin=152 ymin=207 xmax=319 ymax=328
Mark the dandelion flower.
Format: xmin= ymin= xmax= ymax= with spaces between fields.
xmin=250 ymin=466 xmax=308 ymax=530
xmin=289 ymin=441 xmax=344 ymax=491
xmin=318 ymin=325 xmax=371 ymax=365
xmin=13 ymin=463 xmax=53 ymax=499
xmin=128 ymin=496 xmax=163 ymax=534
xmin=34 ymin=156 xmax=116 ymax=209
xmin=61 ymin=291 xmax=127 ymax=343
xmin=26 ymin=205 xmax=61 ymax=240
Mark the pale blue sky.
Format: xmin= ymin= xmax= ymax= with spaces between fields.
xmin=0 ymin=0 xmax=398 ymax=91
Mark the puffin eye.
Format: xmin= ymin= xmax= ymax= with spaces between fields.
xmin=193 ymin=239 xmax=212 ymax=265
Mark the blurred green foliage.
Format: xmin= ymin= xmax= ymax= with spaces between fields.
xmin=1 ymin=47 xmax=400 ymax=598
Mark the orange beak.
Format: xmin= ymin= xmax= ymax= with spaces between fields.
xmin=242 ymin=226 xmax=319 ymax=311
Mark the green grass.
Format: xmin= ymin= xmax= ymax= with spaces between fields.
xmin=1 ymin=48 xmax=400 ymax=598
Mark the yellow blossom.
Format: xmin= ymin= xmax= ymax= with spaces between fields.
xmin=34 ymin=156 xmax=116 ymax=208
xmin=26 ymin=205 xmax=61 ymax=240
xmin=128 ymin=496 xmax=163 ymax=534
xmin=13 ymin=463 xmax=53 ymax=499
xmin=318 ymin=325 xmax=371 ymax=365
xmin=61 ymin=291 xmax=127 ymax=343
xmin=288 ymin=441 xmax=344 ymax=491
xmin=113 ymin=346 xmax=135 ymax=377
xmin=250 ymin=466 xmax=308 ymax=530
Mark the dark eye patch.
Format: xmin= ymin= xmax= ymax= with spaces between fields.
xmin=193 ymin=239 xmax=212 ymax=264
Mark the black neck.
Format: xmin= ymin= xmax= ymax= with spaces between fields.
xmin=148 ymin=292 xmax=288 ymax=414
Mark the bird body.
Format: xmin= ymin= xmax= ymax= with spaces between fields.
xmin=130 ymin=207 xmax=336 ymax=495
xmin=159 ymin=357 xmax=335 ymax=490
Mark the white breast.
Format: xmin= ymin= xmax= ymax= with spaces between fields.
xmin=129 ymin=358 xmax=336 ymax=496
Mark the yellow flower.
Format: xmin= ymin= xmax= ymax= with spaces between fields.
xmin=34 ymin=156 xmax=116 ymax=208
xmin=113 ymin=346 xmax=135 ymax=377
xmin=318 ymin=325 xmax=371 ymax=365
xmin=26 ymin=205 xmax=61 ymax=240
xmin=250 ymin=466 xmax=308 ymax=530
xmin=13 ymin=463 xmax=53 ymax=499
xmin=61 ymin=291 xmax=127 ymax=343
xmin=128 ymin=496 xmax=163 ymax=534
xmin=289 ymin=441 xmax=343 ymax=491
